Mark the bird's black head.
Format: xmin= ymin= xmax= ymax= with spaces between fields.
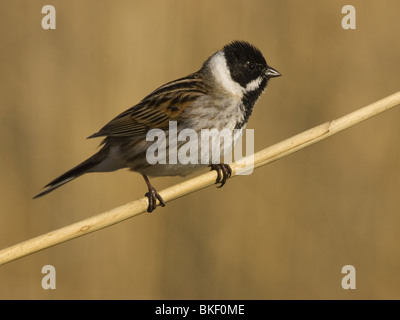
xmin=223 ymin=41 xmax=281 ymax=89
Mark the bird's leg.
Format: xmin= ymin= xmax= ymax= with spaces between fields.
xmin=142 ymin=174 xmax=165 ymax=213
xmin=209 ymin=164 xmax=232 ymax=188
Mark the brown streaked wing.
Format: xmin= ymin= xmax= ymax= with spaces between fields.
xmin=88 ymin=75 xmax=208 ymax=139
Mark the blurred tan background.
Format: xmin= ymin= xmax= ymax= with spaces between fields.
xmin=1 ymin=0 xmax=400 ymax=299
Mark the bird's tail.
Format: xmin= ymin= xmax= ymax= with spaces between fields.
xmin=33 ymin=148 xmax=109 ymax=199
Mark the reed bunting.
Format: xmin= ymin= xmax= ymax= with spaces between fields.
xmin=34 ymin=41 xmax=281 ymax=212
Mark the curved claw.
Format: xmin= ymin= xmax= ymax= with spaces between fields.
xmin=210 ymin=164 xmax=232 ymax=188
xmin=143 ymin=174 xmax=165 ymax=213
xmin=145 ymin=188 xmax=166 ymax=213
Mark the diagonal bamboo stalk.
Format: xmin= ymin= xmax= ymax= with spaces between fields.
xmin=1 ymin=91 xmax=399 ymax=266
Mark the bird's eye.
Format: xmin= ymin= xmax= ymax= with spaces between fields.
xmin=245 ymin=61 xmax=256 ymax=71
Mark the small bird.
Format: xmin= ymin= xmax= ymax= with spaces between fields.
xmin=34 ymin=41 xmax=281 ymax=212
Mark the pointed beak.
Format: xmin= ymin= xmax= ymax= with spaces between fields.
xmin=265 ymin=66 xmax=281 ymax=78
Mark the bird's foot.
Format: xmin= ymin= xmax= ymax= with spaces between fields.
xmin=210 ymin=164 xmax=232 ymax=188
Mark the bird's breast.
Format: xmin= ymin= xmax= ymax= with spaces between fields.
xmin=183 ymin=95 xmax=245 ymax=132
